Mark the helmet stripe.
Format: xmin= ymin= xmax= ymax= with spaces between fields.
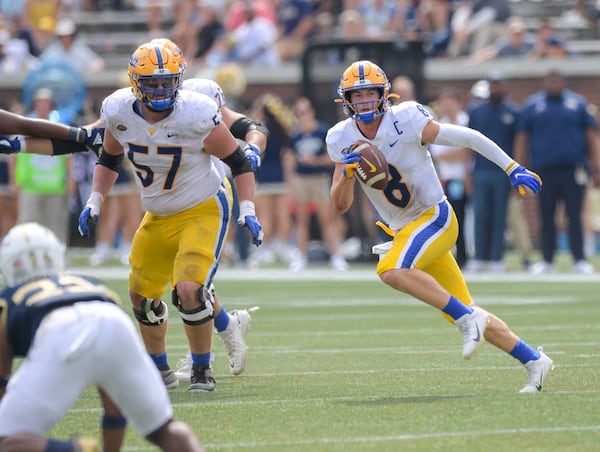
xmin=153 ymin=46 xmax=164 ymax=69
xmin=358 ymin=62 xmax=365 ymax=82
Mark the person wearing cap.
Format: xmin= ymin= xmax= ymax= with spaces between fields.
xmin=515 ymin=70 xmax=600 ymax=274
xmin=466 ymin=71 xmax=525 ymax=273
xmin=11 ymin=88 xmax=74 ymax=244
xmin=471 ymin=15 xmax=536 ymax=63
xmin=40 ymin=17 xmax=105 ymax=75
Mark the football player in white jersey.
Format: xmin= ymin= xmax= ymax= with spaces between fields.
xmin=0 ymin=223 xmax=205 ymax=451
xmin=78 ymin=41 xmax=263 ymax=392
xmin=327 ymin=60 xmax=553 ymax=393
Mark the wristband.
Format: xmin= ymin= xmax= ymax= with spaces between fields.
xmin=238 ymin=200 xmax=256 ymax=218
xmin=0 ymin=376 xmax=8 ymax=388
xmin=68 ymin=126 xmax=87 ymax=144
xmin=102 ymin=413 xmax=127 ymax=429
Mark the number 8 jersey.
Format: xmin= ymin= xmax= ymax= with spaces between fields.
xmin=326 ymin=101 xmax=446 ymax=232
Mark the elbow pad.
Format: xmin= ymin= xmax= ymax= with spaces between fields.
xmin=222 ymin=146 xmax=253 ymax=177
xmin=434 ymin=123 xmax=514 ymax=171
xmin=96 ymin=150 xmax=124 ymax=173
xmin=229 ymin=117 xmax=269 ymax=142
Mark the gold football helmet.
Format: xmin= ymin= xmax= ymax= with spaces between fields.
xmin=128 ymin=41 xmax=183 ymax=112
xmin=149 ymin=37 xmax=187 ymax=71
xmin=337 ymin=60 xmax=391 ymax=122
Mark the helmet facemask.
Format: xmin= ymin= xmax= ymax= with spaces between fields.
xmin=337 ymin=60 xmax=390 ymax=123
xmin=129 ymin=43 xmax=183 ymax=112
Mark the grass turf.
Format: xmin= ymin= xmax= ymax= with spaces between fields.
xmin=45 ymin=266 xmax=600 ymax=451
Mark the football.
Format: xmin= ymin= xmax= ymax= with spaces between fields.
xmin=352 ymin=141 xmax=389 ymax=190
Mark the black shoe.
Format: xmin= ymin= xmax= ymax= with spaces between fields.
xmin=189 ymin=364 xmax=215 ymax=392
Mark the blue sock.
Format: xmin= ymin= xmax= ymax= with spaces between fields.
xmin=149 ymin=352 xmax=168 ymax=369
xmin=45 ymin=439 xmax=75 ymax=452
xmin=509 ymin=339 xmax=540 ymax=364
xmin=191 ymin=352 xmax=211 ymax=367
xmin=214 ymin=306 xmax=230 ymax=332
xmin=442 ymin=295 xmax=473 ymax=320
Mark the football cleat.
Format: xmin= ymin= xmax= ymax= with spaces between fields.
xmin=189 ymin=364 xmax=215 ymax=392
xmin=337 ymin=60 xmax=391 ymax=123
xmin=456 ymin=307 xmax=488 ymax=359
xmin=174 ymin=353 xmax=193 ymax=381
xmin=520 ymin=346 xmax=554 ymax=393
xmin=160 ymin=367 xmax=179 ymax=389
xmin=218 ymin=307 xmax=259 ymax=375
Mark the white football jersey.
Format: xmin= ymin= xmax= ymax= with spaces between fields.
xmin=101 ymin=88 xmax=223 ymax=215
xmin=326 ymin=101 xmax=446 ymax=231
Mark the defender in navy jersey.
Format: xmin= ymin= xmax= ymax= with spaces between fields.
xmin=0 ymin=222 xmax=204 ymax=451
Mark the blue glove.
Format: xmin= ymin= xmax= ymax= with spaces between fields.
xmin=78 ymin=192 xmax=103 ymax=237
xmin=84 ymin=127 xmax=105 ymax=156
xmin=0 ymin=135 xmax=21 ymax=154
xmin=243 ymin=143 xmax=261 ymax=171
xmin=508 ymin=165 xmax=542 ymax=196
xmin=237 ymin=200 xmax=264 ymax=246
xmin=240 ymin=215 xmax=264 ymax=246
xmin=342 ymin=150 xmax=361 ymax=178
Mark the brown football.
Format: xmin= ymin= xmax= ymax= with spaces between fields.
xmin=352 ymin=141 xmax=389 ymax=190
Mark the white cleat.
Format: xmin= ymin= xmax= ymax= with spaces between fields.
xmin=456 ymin=307 xmax=488 ymax=359
xmin=520 ymin=346 xmax=554 ymax=393
xmin=174 ymin=353 xmax=192 ymax=381
xmin=218 ymin=307 xmax=259 ymax=375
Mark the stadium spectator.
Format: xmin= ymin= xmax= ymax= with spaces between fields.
xmin=472 ymin=15 xmax=536 ymax=62
xmin=206 ymin=1 xmax=280 ymax=67
xmin=448 ymin=0 xmax=512 ymax=58
xmin=247 ymin=93 xmax=294 ymax=267
xmin=193 ymin=0 xmax=225 ymax=64
xmin=274 ymin=0 xmax=318 ymax=62
xmin=40 ymin=17 xmax=105 ymax=75
xmin=328 ymin=59 xmax=553 ymax=393
xmin=0 ymin=222 xmax=205 ymax=452
xmin=527 ymin=19 xmax=573 ymax=60
xmin=357 ymin=0 xmax=404 ymax=40
xmin=224 ymin=0 xmax=276 ymax=31
xmin=0 ymin=26 xmax=38 ymax=74
xmin=466 ymin=71 xmax=529 ymax=272
xmin=25 ymin=0 xmax=62 ymax=51
xmin=287 ymin=96 xmax=348 ymax=271
xmin=418 ymin=0 xmax=453 ymax=57
xmin=515 ymin=70 xmax=600 ymax=274
xmin=12 ymin=88 xmax=73 ymax=244
xmin=428 ymin=87 xmax=470 ymax=268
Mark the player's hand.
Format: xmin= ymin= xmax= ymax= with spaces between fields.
xmin=342 ymin=149 xmax=361 ymax=178
xmin=237 ymin=200 xmax=264 ymax=246
xmin=508 ymin=165 xmax=542 ymax=196
xmin=78 ymin=192 xmax=103 ymax=237
xmin=243 ymin=143 xmax=261 ymax=171
xmin=84 ymin=127 xmax=105 ymax=156
xmin=0 ymin=135 xmax=21 ymax=154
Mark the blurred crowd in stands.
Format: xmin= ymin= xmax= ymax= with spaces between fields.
xmin=0 ymin=0 xmax=599 ymax=274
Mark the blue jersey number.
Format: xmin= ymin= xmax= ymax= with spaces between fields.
xmin=383 ymin=165 xmax=411 ymax=208
xmin=128 ymin=144 xmax=183 ymax=190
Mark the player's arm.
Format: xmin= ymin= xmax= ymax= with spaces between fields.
xmin=222 ymin=106 xmax=268 ymax=170
xmin=423 ymin=120 xmax=542 ymax=195
xmin=98 ymin=388 xmax=126 ymax=452
xmin=78 ymin=128 xmax=123 ymax=237
xmin=0 ymin=314 xmax=14 ymax=401
xmin=207 ymin=122 xmax=264 ymax=245
xmin=330 ymin=162 xmax=356 ymax=214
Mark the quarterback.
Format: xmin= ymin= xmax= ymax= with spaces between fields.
xmin=78 ymin=41 xmax=263 ymax=392
xmin=328 ymin=60 xmax=553 ymax=393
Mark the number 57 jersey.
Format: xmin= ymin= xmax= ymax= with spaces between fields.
xmin=326 ymin=101 xmax=446 ymax=231
xmin=101 ymin=88 xmax=224 ymax=216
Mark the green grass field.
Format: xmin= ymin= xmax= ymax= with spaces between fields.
xmin=47 ymin=264 xmax=600 ymax=451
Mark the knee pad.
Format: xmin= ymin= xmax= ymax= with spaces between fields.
xmin=133 ymin=298 xmax=168 ymax=326
xmin=171 ymin=285 xmax=215 ymax=325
